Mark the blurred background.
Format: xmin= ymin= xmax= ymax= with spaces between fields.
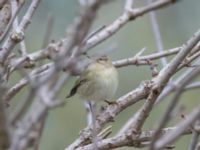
xmin=9 ymin=0 xmax=200 ymax=149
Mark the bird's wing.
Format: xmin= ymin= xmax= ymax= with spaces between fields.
xmin=66 ymin=77 xmax=88 ymax=98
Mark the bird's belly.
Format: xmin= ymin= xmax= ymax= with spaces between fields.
xmin=87 ymin=76 xmax=118 ymax=102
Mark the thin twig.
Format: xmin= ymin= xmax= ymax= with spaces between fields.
xmin=113 ymin=47 xmax=180 ymax=68
xmin=32 ymin=111 xmax=48 ymax=150
xmin=41 ymin=14 xmax=54 ymax=49
xmin=189 ymin=130 xmax=199 ymax=150
xmin=11 ymin=0 xmax=27 ymax=56
xmin=147 ymin=0 xmax=167 ymax=67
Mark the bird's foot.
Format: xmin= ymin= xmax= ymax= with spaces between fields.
xmin=104 ymin=100 xmax=117 ymax=105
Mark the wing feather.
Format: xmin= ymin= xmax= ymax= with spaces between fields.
xmin=66 ymin=78 xmax=87 ymax=98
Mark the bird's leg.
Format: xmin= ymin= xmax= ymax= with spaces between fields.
xmin=84 ymin=101 xmax=92 ymax=125
xmin=88 ymin=101 xmax=99 ymax=150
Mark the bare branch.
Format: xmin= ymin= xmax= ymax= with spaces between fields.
xmin=121 ymin=29 xmax=200 ymax=141
xmin=0 ymin=1 xmax=11 ymax=40
xmin=113 ymin=47 xmax=180 ymax=68
xmin=41 ymin=14 xmax=54 ymax=49
xmin=9 ymin=1 xmax=103 ymax=149
xmin=0 ymin=84 xmax=10 ymax=149
xmin=75 ymin=127 xmax=191 ymax=150
xmin=0 ymin=0 xmax=198 ymax=150
xmin=189 ymin=130 xmax=199 ymax=150
xmin=0 ymin=0 xmax=42 ymax=63
xmin=155 ymin=97 xmax=200 ymax=149
xmin=0 ymin=0 xmax=24 ymax=43
xmin=151 ymin=66 xmax=200 ymax=149
xmin=83 ymin=0 xmax=178 ymax=52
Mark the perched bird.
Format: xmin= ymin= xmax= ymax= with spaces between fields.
xmin=66 ymin=55 xmax=118 ymax=103
xmin=66 ymin=55 xmax=118 ymax=149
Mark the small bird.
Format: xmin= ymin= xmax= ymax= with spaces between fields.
xmin=66 ymin=55 xmax=118 ymax=149
xmin=66 ymin=55 xmax=118 ymax=103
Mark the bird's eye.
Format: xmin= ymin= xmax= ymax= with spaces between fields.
xmin=99 ymin=56 xmax=108 ymax=61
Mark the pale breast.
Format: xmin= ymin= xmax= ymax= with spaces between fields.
xmin=78 ymin=62 xmax=118 ymax=102
xmin=91 ymin=67 xmax=118 ymax=101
